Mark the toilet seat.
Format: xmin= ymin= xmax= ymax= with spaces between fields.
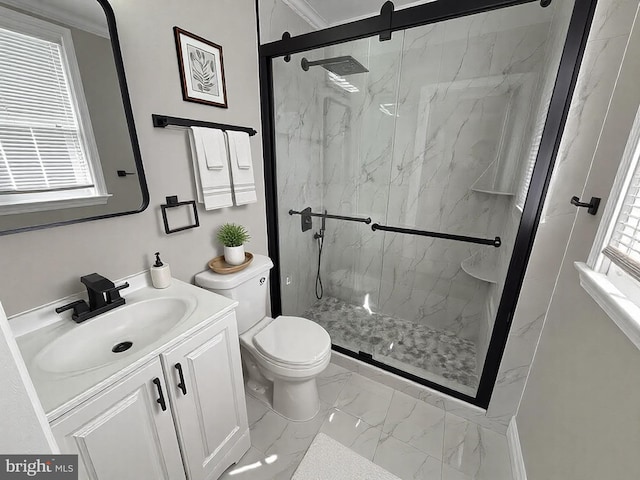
xmin=253 ymin=315 xmax=331 ymax=367
xmin=240 ymin=316 xmax=331 ymax=379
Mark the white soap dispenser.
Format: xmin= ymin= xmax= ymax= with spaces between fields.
xmin=150 ymin=252 xmax=171 ymax=289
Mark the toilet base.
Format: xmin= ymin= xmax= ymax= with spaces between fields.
xmin=272 ymin=377 xmax=320 ymax=422
xmin=240 ymin=346 xmax=326 ymax=422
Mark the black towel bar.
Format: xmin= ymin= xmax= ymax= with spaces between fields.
xmin=152 ymin=114 xmax=257 ymax=136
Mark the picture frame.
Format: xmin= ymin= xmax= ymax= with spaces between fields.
xmin=173 ymin=27 xmax=228 ymax=108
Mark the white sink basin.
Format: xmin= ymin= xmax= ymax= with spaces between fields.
xmin=35 ymin=297 xmax=196 ymax=374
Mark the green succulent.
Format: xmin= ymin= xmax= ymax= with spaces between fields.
xmin=217 ymin=223 xmax=250 ymax=247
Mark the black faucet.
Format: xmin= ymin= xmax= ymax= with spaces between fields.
xmin=55 ymin=273 xmax=129 ymax=323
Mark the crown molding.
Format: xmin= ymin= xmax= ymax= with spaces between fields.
xmin=282 ymin=0 xmax=328 ymax=30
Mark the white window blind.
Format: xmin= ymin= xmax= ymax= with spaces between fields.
xmin=516 ymin=91 xmax=549 ymax=210
xmin=0 ymin=26 xmax=93 ymax=195
xmin=603 ymin=138 xmax=640 ymax=281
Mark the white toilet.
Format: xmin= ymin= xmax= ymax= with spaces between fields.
xmin=195 ymin=254 xmax=331 ymax=421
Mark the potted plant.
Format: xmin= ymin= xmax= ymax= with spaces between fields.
xmin=217 ymin=223 xmax=250 ymax=265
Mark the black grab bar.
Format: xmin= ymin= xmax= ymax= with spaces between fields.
xmin=289 ymin=208 xmax=372 ymax=232
xmin=289 ymin=209 xmax=371 ymax=224
xmin=371 ymin=223 xmax=501 ymax=247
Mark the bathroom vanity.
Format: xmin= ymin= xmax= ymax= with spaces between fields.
xmin=12 ymin=273 xmax=249 ymax=480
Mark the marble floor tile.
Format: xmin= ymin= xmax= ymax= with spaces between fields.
xmin=443 ymin=413 xmax=512 ymax=480
xmin=262 ymin=403 xmax=331 ymax=458
xmin=219 ymin=447 xmax=297 ymax=480
xmin=319 ymin=408 xmax=383 ymax=460
xmin=246 ymin=394 xmax=271 ymax=426
xmin=235 ymin=363 xmax=512 ymax=480
xmin=334 ymin=373 xmax=394 ymax=428
xmin=441 ymin=464 xmax=474 ymax=480
xmin=382 ymin=390 xmax=445 ymax=459
xmin=373 ymin=434 xmax=443 ymax=480
xmin=249 ymin=408 xmax=290 ymax=454
xmin=317 ymin=363 xmax=352 ymax=405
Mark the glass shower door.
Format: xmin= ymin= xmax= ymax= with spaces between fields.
xmin=272 ymin=0 xmax=578 ymax=398
xmin=369 ymin=3 xmax=572 ymax=396
xmin=274 ymin=36 xmax=403 ymax=358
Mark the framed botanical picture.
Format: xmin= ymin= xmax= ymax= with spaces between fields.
xmin=174 ymin=27 xmax=228 ymax=108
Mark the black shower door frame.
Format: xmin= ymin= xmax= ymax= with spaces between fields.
xmin=257 ymin=0 xmax=597 ymax=408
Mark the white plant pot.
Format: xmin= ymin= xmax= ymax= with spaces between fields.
xmin=224 ymin=245 xmax=245 ymax=265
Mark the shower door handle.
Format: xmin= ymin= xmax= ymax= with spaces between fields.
xmin=570 ymin=196 xmax=600 ymax=215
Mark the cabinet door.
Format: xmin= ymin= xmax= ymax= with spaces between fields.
xmin=162 ymin=312 xmax=250 ymax=480
xmin=51 ymin=359 xmax=185 ymax=480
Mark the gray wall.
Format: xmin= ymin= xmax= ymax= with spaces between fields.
xmin=517 ymin=3 xmax=640 ymax=479
xmin=0 ymin=0 xmax=267 ymax=316
xmin=71 ymin=27 xmax=139 ymax=212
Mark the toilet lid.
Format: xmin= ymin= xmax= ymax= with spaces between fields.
xmin=253 ymin=316 xmax=331 ymax=365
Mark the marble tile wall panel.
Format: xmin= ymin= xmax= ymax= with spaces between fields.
xmin=321 ymin=86 xmax=360 ymax=303
xmin=273 ymin=53 xmax=325 ymax=316
xmin=319 ymin=37 xmax=403 ymax=308
xmin=486 ymin=0 xmax=637 ymax=429
xmin=378 ymin=9 xmax=553 ymax=345
xmin=471 ymin=5 xmax=560 ymax=376
xmin=258 ymin=0 xmax=316 ymax=45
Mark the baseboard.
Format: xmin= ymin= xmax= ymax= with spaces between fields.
xmin=507 ymin=416 xmax=527 ymax=480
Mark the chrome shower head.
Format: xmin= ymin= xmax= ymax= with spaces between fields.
xmin=301 ymin=55 xmax=369 ymax=76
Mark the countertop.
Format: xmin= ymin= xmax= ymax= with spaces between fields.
xmin=12 ymin=272 xmax=237 ymax=422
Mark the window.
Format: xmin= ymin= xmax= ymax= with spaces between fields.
xmin=601 ymin=153 xmax=640 ymax=285
xmin=589 ymin=104 xmax=640 ymax=299
xmin=576 ymin=104 xmax=640 ymax=350
xmin=0 ymin=6 xmax=108 ymax=215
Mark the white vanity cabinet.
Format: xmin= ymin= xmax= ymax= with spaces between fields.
xmin=50 ymin=311 xmax=249 ymax=480
xmin=161 ymin=312 xmax=249 ymax=480
xmin=50 ymin=358 xmax=186 ymax=480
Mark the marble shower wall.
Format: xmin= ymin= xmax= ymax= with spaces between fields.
xmin=476 ymin=1 xmax=570 ymax=374
xmin=273 ymin=53 xmax=325 ymax=316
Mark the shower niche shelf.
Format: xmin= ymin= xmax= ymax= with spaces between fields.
xmin=470 ymin=162 xmax=514 ymax=196
xmin=461 ymin=250 xmax=498 ymax=284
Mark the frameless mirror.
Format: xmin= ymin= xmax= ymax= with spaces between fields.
xmin=0 ymin=0 xmax=148 ymax=235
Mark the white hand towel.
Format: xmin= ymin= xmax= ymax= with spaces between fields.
xmin=189 ymin=127 xmax=233 ymax=210
xmin=202 ymin=131 xmax=225 ymax=170
xmin=227 ymin=131 xmax=257 ymax=205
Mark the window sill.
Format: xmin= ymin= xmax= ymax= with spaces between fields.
xmin=575 ymin=262 xmax=640 ymax=351
xmin=0 ymin=193 xmax=110 ymax=216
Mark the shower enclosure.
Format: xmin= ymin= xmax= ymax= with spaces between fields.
xmin=260 ymin=0 xmax=596 ymax=406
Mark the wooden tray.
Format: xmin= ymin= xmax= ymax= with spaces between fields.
xmin=208 ymin=252 xmax=253 ymax=274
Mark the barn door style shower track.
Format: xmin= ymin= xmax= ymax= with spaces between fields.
xmin=258 ymin=0 xmax=598 ymax=408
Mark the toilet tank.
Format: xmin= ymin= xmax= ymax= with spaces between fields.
xmin=194 ymin=254 xmax=274 ymax=334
